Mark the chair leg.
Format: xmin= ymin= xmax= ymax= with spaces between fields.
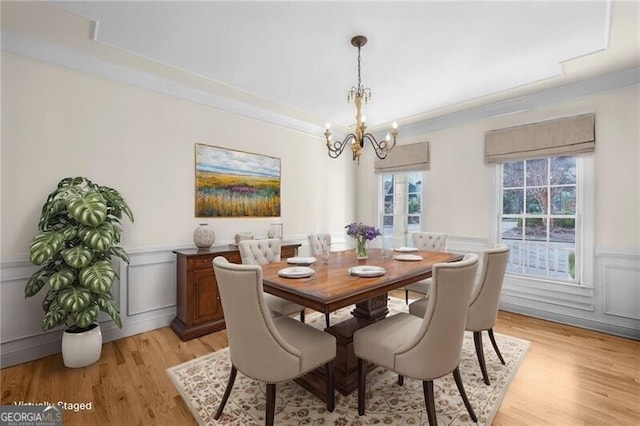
xmin=473 ymin=331 xmax=490 ymax=385
xmin=265 ymin=383 xmax=276 ymax=426
xmin=488 ymin=328 xmax=505 ymax=365
xmin=357 ymin=358 xmax=367 ymax=416
xmin=300 ymin=310 xmax=305 ymax=323
xmin=214 ymin=364 xmax=237 ymax=420
xmin=422 ymin=380 xmax=437 ymax=426
xmin=325 ymin=361 xmax=335 ymax=412
xmin=398 ymin=375 xmax=404 ymax=386
xmin=405 ymin=289 xmax=410 ymax=304
xmin=452 ymin=367 xmax=478 ymax=423
xmin=325 ymin=313 xmax=330 ymax=328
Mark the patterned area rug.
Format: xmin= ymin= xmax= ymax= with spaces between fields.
xmin=167 ymin=298 xmax=530 ymax=425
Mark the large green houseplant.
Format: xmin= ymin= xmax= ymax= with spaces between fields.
xmin=25 ymin=177 xmax=134 ymax=333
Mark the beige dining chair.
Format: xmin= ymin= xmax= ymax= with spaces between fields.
xmin=307 ymin=233 xmax=332 ymax=328
xmin=354 ymin=254 xmax=479 ymax=425
xmin=238 ymin=239 xmax=306 ymax=322
xmin=307 ymin=233 xmax=332 ymax=256
xmin=403 ymin=232 xmax=449 ymax=304
xmin=212 ymin=257 xmax=336 ymax=425
xmin=409 ymin=244 xmax=510 ymax=385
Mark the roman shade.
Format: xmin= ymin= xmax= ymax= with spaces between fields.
xmin=485 ymin=113 xmax=595 ymax=163
xmin=374 ymin=142 xmax=429 ymax=173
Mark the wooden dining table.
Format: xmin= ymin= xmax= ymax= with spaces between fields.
xmin=261 ymin=248 xmax=463 ymax=399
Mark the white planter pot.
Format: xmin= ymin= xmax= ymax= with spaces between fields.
xmin=61 ymin=323 xmax=102 ymax=368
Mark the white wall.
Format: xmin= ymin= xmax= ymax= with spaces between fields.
xmin=357 ymin=85 xmax=640 ymax=338
xmin=1 ymin=53 xmax=355 ymax=255
xmin=0 ymin=52 xmax=356 ymax=366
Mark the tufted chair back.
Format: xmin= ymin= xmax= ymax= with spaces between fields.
xmin=239 ymin=238 xmax=282 ymax=265
xmin=307 ymin=233 xmax=332 ymax=256
xmin=412 ymin=232 xmax=448 ymax=252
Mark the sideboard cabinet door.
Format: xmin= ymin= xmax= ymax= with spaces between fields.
xmin=170 ymin=242 xmax=300 ymax=340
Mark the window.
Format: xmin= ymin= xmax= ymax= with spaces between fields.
xmin=380 ymin=171 xmax=423 ymax=247
xmin=500 ymin=156 xmax=580 ymax=283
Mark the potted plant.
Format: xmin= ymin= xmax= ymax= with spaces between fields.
xmin=24 ymin=177 xmax=134 ymax=367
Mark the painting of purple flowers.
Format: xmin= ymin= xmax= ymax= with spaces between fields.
xmin=195 ymin=144 xmax=281 ymax=217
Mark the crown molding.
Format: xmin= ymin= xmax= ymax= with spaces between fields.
xmin=3 ymin=29 xmax=638 ymax=141
xmin=1 ymin=30 xmax=325 ymax=138
xmin=398 ymin=67 xmax=640 ymax=137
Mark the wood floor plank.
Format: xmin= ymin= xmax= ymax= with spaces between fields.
xmin=2 ymin=302 xmax=639 ymax=425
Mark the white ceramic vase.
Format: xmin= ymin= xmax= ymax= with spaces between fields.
xmin=61 ymin=323 xmax=102 ymax=368
xmin=193 ymin=223 xmax=215 ymax=248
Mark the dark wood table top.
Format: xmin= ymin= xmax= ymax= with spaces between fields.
xmin=261 ymin=249 xmax=463 ymax=314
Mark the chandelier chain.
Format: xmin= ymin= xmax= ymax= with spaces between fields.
xmin=357 ymin=44 xmax=362 ymax=92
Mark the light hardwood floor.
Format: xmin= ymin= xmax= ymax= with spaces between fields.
xmin=2 ymin=298 xmax=639 ymax=425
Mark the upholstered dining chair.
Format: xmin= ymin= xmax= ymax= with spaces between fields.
xmin=354 ymin=254 xmax=479 ymax=425
xmin=212 ymin=257 xmax=336 ymax=425
xmin=307 ymin=233 xmax=332 ymax=327
xmin=238 ymin=238 xmax=306 ymax=322
xmin=403 ymin=232 xmax=449 ymax=304
xmin=307 ymin=233 xmax=332 ymax=256
xmin=409 ymin=244 xmax=510 ymax=386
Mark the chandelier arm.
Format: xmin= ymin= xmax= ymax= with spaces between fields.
xmin=327 ymin=134 xmax=356 ymax=159
xmin=363 ymin=133 xmax=394 ymax=160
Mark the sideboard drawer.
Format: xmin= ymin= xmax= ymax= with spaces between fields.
xmin=190 ymin=256 xmax=214 ymax=270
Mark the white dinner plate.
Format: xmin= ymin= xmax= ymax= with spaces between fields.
xmin=394 ymin=247 xmax=418 ymax=253
xmin=278 ymin=266 xmax=315 ymax=279
xmin=287 ymin=256 xmax=317 ymax=266
xmin=393 ymin=254 xmax=424 ymax=261
xmin=348 ymin=265 xmax=386 ymax=278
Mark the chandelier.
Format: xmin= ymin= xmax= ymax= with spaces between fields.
xmin=325 ymin=35 xmax=398 ymax=164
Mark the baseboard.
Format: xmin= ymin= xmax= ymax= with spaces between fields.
xmin=1 ymin=314 xmax=175 ymax=368
xmin=500 ymin=302 xmax=640 ymax=340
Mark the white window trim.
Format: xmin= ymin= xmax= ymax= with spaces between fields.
xmin=491 ymin=155 xmax=594 ymax=288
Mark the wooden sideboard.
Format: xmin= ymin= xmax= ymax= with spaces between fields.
xmin=170 ymin=242 xmax=301 ymax=341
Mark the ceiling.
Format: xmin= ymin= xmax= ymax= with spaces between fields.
xmin=49 ymin=1 xmax=638 ymax=130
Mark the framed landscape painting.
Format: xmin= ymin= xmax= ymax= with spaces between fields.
xmin=195 ymin=143 xmax=281 ymax=217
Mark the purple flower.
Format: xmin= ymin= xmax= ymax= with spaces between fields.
xmin=345 ymin=222 xmax=381 ymax=241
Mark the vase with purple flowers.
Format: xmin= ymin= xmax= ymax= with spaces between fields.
xmin=345 ymin=222 xmax=381 ymax=260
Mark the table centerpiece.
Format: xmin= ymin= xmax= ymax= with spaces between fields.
xmin=345 ymin=222 xmax=381 ymax=260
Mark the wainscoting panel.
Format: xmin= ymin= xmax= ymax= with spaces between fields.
xmin=0 ymin=247 xmax=182 ymax=368
xmin=1 ymin=273 xmax=48 ymax=342
xmin=501 ymin=247 xmax=640 ymax=339
xmin=599 ymin=250 xmax=640 ymax=321
xmin=127 ymin=260 xmax=176 ymax=316
xmin=446 ymin=236 xmax=489 ymax=255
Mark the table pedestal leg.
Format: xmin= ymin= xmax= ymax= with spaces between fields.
xmin=351 ymin=293 xmax=389 ymax=321
xmin=295 ymin=293 xmax=389 ymax=398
